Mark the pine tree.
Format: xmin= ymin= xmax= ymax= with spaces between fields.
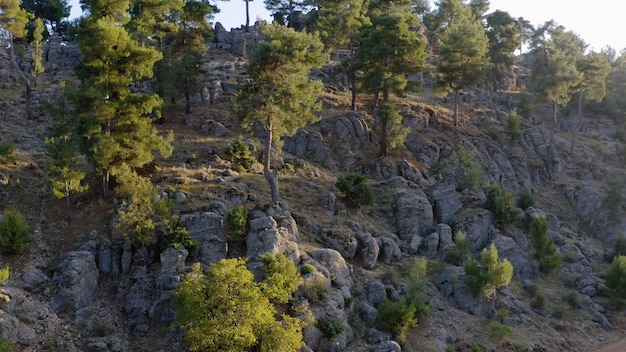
xmin=529 ymin=22 xmax=584 ymax=125
xmin=356 ymin=0 xmax=426 ymax=155
xmin=236 ymin=24 xmax=328 ymax=204
xmin=464 ymin=243 xmax=514 ymax=299
xmin=570 ymin=50 xmax=611 ymax=153
xmin=605 ymin=255 xmax=626 ymax=306
xmin=485 ymin=10 xmax=520 ymax=91
xmin=73 ymin=3 xmax=173 ymax=198
xmin=0 ymin=0 xmax=40 ymax=120
xmin=529 ymin=217 xmax=561 ymax=273
xmin=435 ymin=0 xmax=491 ymax=126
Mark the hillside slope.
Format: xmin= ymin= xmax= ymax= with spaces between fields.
xmin=0 ymin=32 xmax=625 ymax=352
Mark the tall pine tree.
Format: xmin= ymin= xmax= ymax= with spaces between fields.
xmin=435 ymin=0 xmax=490 ymax=126
xmin=74 ymin=0 xmax=173 ymax=198
xmin=356 ymin=0 xmax=426 ymax=155
xmin=236 ymin=24 xmax=328 ymax=204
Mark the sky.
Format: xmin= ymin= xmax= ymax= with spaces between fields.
xmin=69 ymin=0 xmax=626 ymax=52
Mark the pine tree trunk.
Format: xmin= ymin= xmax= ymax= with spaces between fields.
xmin=379 ymin=85 xmax=389 ymax=157
xmin=264 ymin=124 xmax=280 ymax=205
xmin=102 ymin=169 xmax=110 ymax=199
xmin=245 ymin=0 xmax=250 ymax=31
xmin=8 ymin=37 xmax=35 ymax=120
xmin=349 ymin=42 xmax=357 ymax=111
xmin=453 ymin=89 xmax=460 ymax=127
xmin=65 ymin=184 xmax=72 ymax=222
xmin=570 ymin=90 xmax=583 ymax=156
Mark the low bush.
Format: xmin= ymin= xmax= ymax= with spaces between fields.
xmin=464 ymin=244 xmax=514 ymax=299
xmin=224 ymin=138 xmax=256 ymax=172
xmin=516 ymin=189 xmax=535 ymax=210
xmin=529 ymin=217 xmax=561 ymax=273
xmin=606 ymin=255 xmax=626 ymax=306
xmin=300 ymin=263 xmax=316 ymax=275
xmin=226 ymin=205 xmax=249 ymax=244
xmin=0 ymin=208 xmax=30 ymax=254
xmin=316 ymin=317 xmax=345 ymax=338
xmin=336 ymin=172 xmax=374 ymax=207
xmin=0 ymin=142 xmax=15 ymax=157
xmin=486 ymin=184 xmax=523 ymax=226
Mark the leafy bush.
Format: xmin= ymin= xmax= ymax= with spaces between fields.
xmin=489 ymin=321 xmax=512 ymax=340
xmin=529 ymin=217 xmax=561 ymax=273
xmin=606 ymin=255 xmax=626 ymax=306
xmin=610 ymin=233 xmax=626 ymax=260
xmin=300 ymin=263 xmax=316 ymax=275
xmin=516 ymin=189 xmax=535 ymax=210
xmin=446 ymin=230 xmax=471 ymax=265
xmin=0 ymin=142 xmax=15 ymax=157
xmin=336 ymin=172 xmax=374 ymax=207
xmin=524 ymin=283 xmax=545 ymax=309
xmin=0 ymin=267 xmax=8 ymax=285
xmin=259 ymin=253 xmax=302 ymax=304
xmin=517 ymin=88 xmax=534 ymax=118
xmin=226 ymin=205 xmax=249 ymax=244
xmin=316 ymin=317 xmax=345 ymax=338
xmin=455 ymin=144 xmax=484 ymax=191
xmin=505 ymin=110 xmax=523 ymax=143
xmin=0 ymin=337 xmax=12 ymax=352
xmin=464 ymin=244 xmax=514 ymax=299
xmin=0 ymin=208 xmax=30 ymax=254
xmin=485 ymin=184 xmax=523 ymax=226
xmin=224 ymin=138 xmax=256 ymax=172
xmin=377 ymin=259 xmax=429 ymax=343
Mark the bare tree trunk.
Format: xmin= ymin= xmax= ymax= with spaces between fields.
xmin=349 ymin=43 xmax=357 ymax=111
xmin=102 ymin=169 xmax=110 ymax=200
xmin=245 ymin=0 xmax=250 ymax=31
xmin=570 ymin=90 xmax=583 ymax=156
xmin=379 ymin=85 xmax=389 ymax=157
xmin=453 ymin=89 xmax=460 ymax=127
xmin=264 ymin=123 xmax=280 ymax=205
xmin=65 ymin=185 xmax=73 ymax=222
xmin=547 ymin=100 xmax=558 ymax=181
xmin=8 ymin=37 xmax=35 ymax=120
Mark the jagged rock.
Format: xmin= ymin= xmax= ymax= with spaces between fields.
xmin=246 ymin=212 xmax=300 ymax=261
xmin=357 ymin=232 xmax=379 ymax=269
xmin=179 ymin=212 xmax=228 ymax=265
xmin=121 ymin=238 xmax=132 ymax=275
xmin=398 ymin=160 xmax=431 ymax=187
xmin=309 ymin=248 xmax=352 ymax=294
xmin=97 ymin=238 xmax=112 ymax=275
xmin=118 ymin=267 xmax=156 ymax=335
xmin=406 ymin=133 xmax=440 ymax=166
xmin=429 ymin=183 xmax=463 ymax=224
xmin=373 ymin=340 xmax=402 ymax=352
xmin=451 ymin=208 xmax=495 ymax=252
xmin=378 ymin=235 xmax=401 ymax=264
xmin=19 ymin=268 xmax=50 ymax=293
xmin=437 ymin=223 xmax=454 ymax=254
xmin=17 ymin=322 xmax=36 ymax=345
xmin=360 ymin=302 xmax=378 ymax=324
xmin=0 ymin=310 xmax=19 ymax=342
xmin=160 ymin=247 xmax=188 ymax=273
xmin=409 ymin=234 xmax=422 ymax=254
xmin=395 ymin=188 xmax=434 ymax=241
xmin=493 ymin=235 xmax=533 ymax=280
xmin=365 ymin=280 xmax=386 ymax=307
xmin=424 ymin=232 xmax=440 ymax=257
xmin=50 ymin=250 xmax=99 ymax=314
xmin=201 ymin=119 xmax=228 ymax=137
xmin=319 ymin=228 xmax=358 ymax=260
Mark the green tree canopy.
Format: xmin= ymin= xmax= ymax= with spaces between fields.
xmin=21 ymin=0 xmax=70 ymax=33
xmin=435 ymin=0 xmax=490 ymax=126
xmin=529 ymin=22 xmax=585 ymax=124
xmin=175 ymin=256 xmax=306 ymax=351
xmin=485 ymin=10 xmax=520 ymax=90
xmin=356 ymin=0 xmax=426 ymax=155
xmin=236 ymin=23 xmax=328 ymax=204
xmin=73 ymin=10 xmax=173 ymax=197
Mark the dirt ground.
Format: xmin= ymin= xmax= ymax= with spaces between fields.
xmin=593 ymin=339 xmax=626 ymax=352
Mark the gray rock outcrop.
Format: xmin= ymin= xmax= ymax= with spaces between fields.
xmin=50 ymin=250 xmax=99 ymax=314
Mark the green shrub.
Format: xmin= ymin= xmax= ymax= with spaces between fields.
xmin=0 ymin=142 xmax=15 ymax=157
xmin=377 ymin=297 xmax=418 ymax=343
xmin=486 ymin=184 xmax=523 ymax=226
xmin=489 ymin=322 xmax=512 ymax=340
xmin=0 ymin=337 xmax=12 ymax=352
xmin=464 ymin=244 xmax=514 ymax=299
xmin=525 ymin=283 xmax=545 ymax=309
xmin=336 ymin=172 xmax=374 ymax=207
xmin=517 ymin=88 xmax=534 ymax=119
xmin=529 ymin=217 xmax=561 ymax=273
xmin=472 ymin=343 xmax=482 ymax=352
xmin=226 ymin=205 xmax=249 ymax=244
xmin=300 ymin=263 xmax=316 ymax=275
xmin=224 ymin=138 xmax=256 ymax=172
xmin=0 ymin=208 xmax=30 ymax=254
xmin=610 ymin=234 xmax=626 ymax=260
xmin=316 ymin=317 xmax=345 ymax=338
xmin=455 ymin=144 xmax=484 ymax=191
xmin=0 ymin=267 xmax=8 ymax=285
xmin=446 ymin=230 xmax=471 ymax=265
xmin=516 ymin=189 xmax=535 ymax=210
xmin=505 ymin=110 xmax=523 ymax=143
xmin=606 ymin=255 xmax=626 ymax=306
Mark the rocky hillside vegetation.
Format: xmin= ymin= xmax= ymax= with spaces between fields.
xmin=0 ymin=26 xmax=626 ymax=352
